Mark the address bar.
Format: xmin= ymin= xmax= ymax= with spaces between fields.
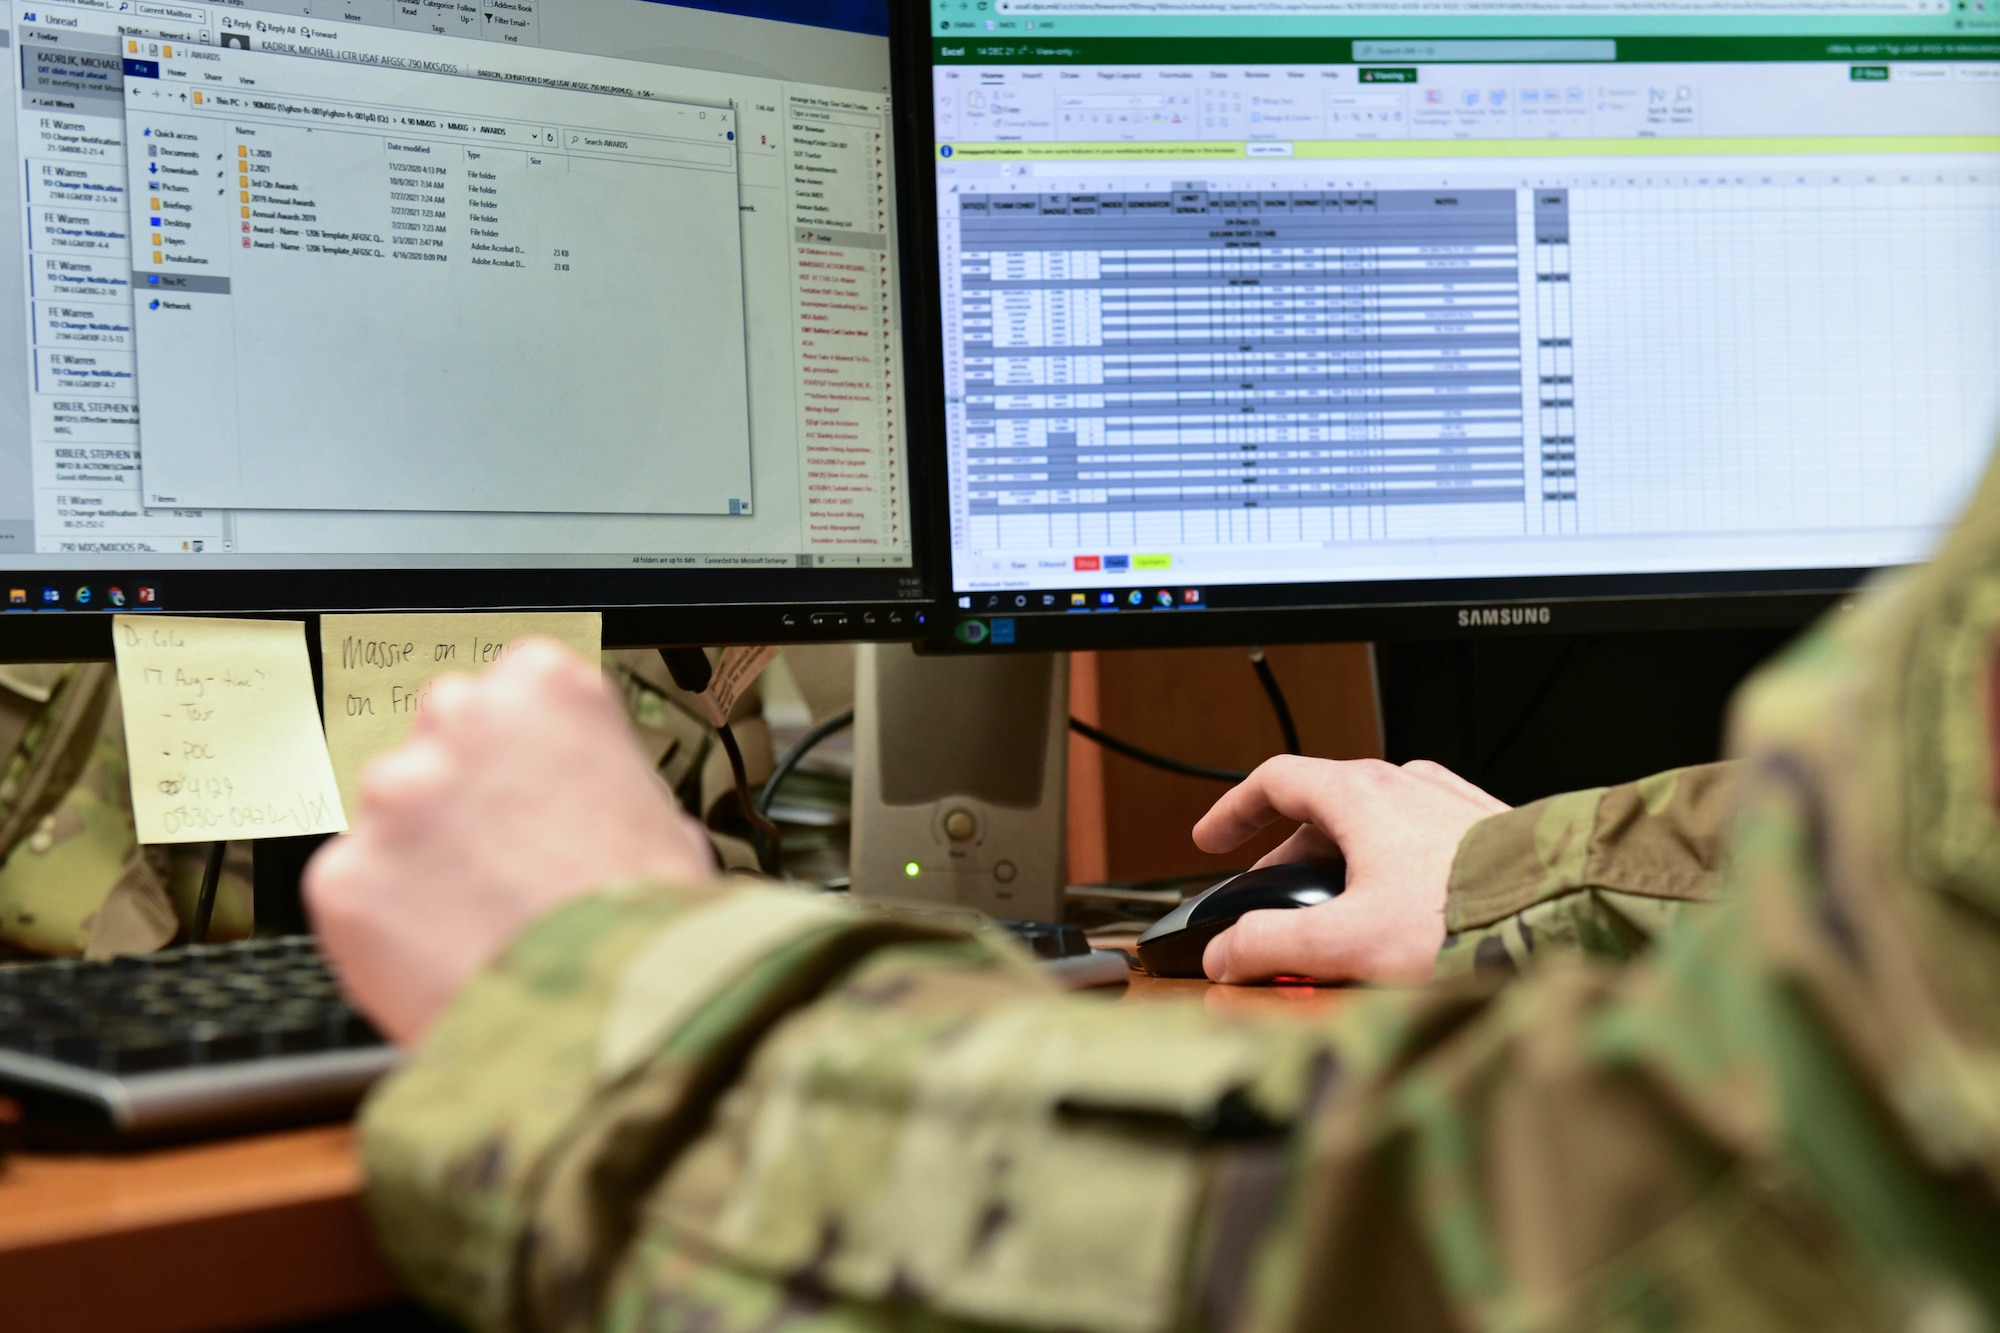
xmin=994 ymin=0 xmax=1938 ymax=13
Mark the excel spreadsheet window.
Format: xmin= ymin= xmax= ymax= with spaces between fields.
xmin=925 ymin=4 xmax=2000 ymax=599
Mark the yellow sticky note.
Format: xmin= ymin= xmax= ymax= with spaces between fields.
xmin=319 ymin=612 xmax=601 ymax=819
xmin=112 ymin=616 xmax=346 ymax=845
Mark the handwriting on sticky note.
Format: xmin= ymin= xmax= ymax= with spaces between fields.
xmin=112 ymin=615 xmax=347 ymax=845
xmin=319 ymin=612 xmax=602 ymax=819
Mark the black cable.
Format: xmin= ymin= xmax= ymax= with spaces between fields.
xmin=1247 ymin=647 xmax=1301 ymax=755
xmin=1068 ymin=717 xmax=1248 ymax=784
xmin=716 ymin=721 xmax=784 ymax=877
xmin=657 ymin=647 xmax=783 ymax=877
xmin=757 ymin=707 xmax=854 ymax=819
xmin=1478 ymin=636 xmax=1589 ymax=776
xmin=189 ymin=840 xmax=225 ymax=945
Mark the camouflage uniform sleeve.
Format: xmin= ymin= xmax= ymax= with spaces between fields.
xmin=361 ymin=882 xmax=1343 ymax=1333
xmin=1432 ymin=760 xmax=1739 ymax=981
xmin=368 ymin=449 xmax=2000 ymax=1333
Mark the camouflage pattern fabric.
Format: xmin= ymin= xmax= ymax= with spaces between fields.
xmin=363 ymin=451 xmax=2000 ymax=1332
xmin=0 ymin=664 xmax=252 ymax=957
xmin=1434 ymin=760 xmax=1738 ymax=980
xmin=603 ymin=649 xmax=771 ymax=874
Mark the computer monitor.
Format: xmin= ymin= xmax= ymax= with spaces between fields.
xmin=1 ymin=0 xmax=931 ymax=656
xmin=892 ymin=2 xmax=2000 ymax=651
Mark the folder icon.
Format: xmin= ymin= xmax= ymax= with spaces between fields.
xmin=163 ymin=45 xmax=172 ymax=57
xmin=152 ymin=251 xmax=162 ymax=263
xmin=240 ymin=191 xmax=249 ymax=203
xmin=238 ymin=175 xmax=248 ymax=187
xmin=151 ymin=233 xmax=161 ymax=245
xmin=237 ymin=145 xmax=247 ymax=157
xmin=240 ymin=206 xmax=250 ymax=218
xmin=149 ymin=197 xmax=159 ymax=210
xmin=192 ymin=91 xmax=202 ymax=105
xmin=127 ymin=39 xmax=137 ymax=52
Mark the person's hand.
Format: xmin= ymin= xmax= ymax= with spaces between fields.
xmin=1191 ymin=757 xmax=1508 ymax=985
xmin=304 ymin=639 xmax=716 ymax=1046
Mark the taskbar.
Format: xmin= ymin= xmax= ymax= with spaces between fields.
xmin=941 ymin=566 xmax=1874 ymax=649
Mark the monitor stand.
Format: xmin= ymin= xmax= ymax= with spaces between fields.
xmin=1377 ymin=625 xmax=1798 ymax=805
xmin=252 ymin=835 xmax=325 ymax=936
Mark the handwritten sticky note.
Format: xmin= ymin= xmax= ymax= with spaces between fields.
xmin=319 ymin=612 xmax=602 ymax=818
xmin=112 ymin=615 xmax=347 ymax=845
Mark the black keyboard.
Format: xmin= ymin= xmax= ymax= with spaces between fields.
xmin=0 ymin=916 xmax=1128 ymax=1149
xmin=0 ymin=936 xmax=395 ymax=1148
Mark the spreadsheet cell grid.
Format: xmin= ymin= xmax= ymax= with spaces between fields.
xmin=955 ymin=187 xmax=1528 ymax=519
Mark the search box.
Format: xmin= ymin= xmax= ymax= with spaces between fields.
xmin=135 ymin=2 xmax=208 ymax=20
xmin=1354 ymin=39 xmax=1615 ymax=60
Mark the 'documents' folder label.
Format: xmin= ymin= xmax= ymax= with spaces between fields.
xmin=319 ymin=612 xmax=602 ymax=820
xmin=112 ymin=615 xmax=347 ymax=845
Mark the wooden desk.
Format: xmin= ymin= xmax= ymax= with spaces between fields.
xmin=0 ymin=1123 xmax=402 ymax=1333
xmin=0 ymin=964 xmax=1348 ymax=1333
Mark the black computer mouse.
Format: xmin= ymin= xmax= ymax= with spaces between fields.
xmin=1134 ymin=860 xmax=1346 ymax=978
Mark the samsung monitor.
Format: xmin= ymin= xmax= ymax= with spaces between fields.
xmin=894 ymin=0 xmax=2000 ymax=650
xmin=1 ymin=0 xmax=931 ymax=655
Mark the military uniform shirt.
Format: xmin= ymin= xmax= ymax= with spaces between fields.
xmin=361 ymin=457 xmax=2000 ymax=1333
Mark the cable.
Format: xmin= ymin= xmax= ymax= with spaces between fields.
xmin=1478 ymin=636 xmax=1588 ymax=776
xmin=1068 ymin=717 xmax=1248 ymax=784
xmin=757 ymin=707 xmax=854 ymax=819
xmin=657 ymin=647 xmax=782 ymax=877
xmin=1247 ymin=647 xmax=1301 ymax=755
xmin=716 ymin=721 xmax=783 ymax=876
xmin=189 ymin=840 xmax=226 ymax=945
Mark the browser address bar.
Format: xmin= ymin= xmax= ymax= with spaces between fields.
xmin=994 ymin=0 xmax=1940 ymax=13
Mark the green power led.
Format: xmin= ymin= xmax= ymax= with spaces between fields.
xmin=904 ymin=861 xmax=921 ymax=878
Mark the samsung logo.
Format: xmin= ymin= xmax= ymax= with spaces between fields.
xmin=1457 ymin=606 xmax=1552 ymax=628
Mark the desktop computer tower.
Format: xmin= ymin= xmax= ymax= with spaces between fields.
xmin=849 ymin=646 xmax=1067 ymax=921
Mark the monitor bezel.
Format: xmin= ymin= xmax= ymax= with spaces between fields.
xmin=887 ymin=10 xmax=1910 ymax=652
